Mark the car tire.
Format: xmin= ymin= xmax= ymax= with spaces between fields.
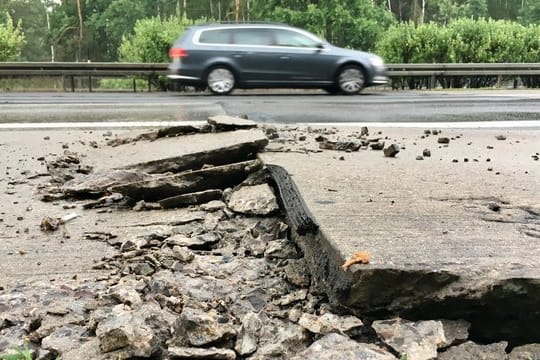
xmin=337 ymin=65 xmax=365 ymax=95
xmin=206 ymin=66 xmax=236 ymax=95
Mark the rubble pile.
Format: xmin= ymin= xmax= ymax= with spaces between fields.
xmin=1 ymin=118 xmax=539 ymax=359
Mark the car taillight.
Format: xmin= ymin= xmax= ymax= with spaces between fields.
xmin=169 ymin=47 xmax=188 ymax=58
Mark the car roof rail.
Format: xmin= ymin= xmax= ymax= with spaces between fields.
xmin=197 ymin=21 xmax=288 ymax=26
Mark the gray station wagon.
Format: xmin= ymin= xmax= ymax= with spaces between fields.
xmin=168 ymin=23 xmax=388 ymax=95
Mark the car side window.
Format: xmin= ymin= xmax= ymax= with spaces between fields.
xmin=273 ymin=29 xmax=320 ymax=48
xmin=199 ymin=29 xmax=233 ymax=44
xmin=231 ymin=28 xmax=273 ymax=46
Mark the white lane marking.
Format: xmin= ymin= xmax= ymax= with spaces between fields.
xmin=299 ymin=120 xmax=540 ymax=128
xmin=0 ymin=121 xmax=207 ymax=130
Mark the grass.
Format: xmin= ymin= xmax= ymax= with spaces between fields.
xmin=0 ymin=345 xmax=32 ymax=360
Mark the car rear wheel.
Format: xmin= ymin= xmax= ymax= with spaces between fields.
xmin=337 ymin=65 xmax=365 ymax=95
xmin=207 ymin=67 xmax=235 ymax=95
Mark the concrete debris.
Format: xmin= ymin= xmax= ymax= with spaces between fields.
xmin=2 ymin=122 xmax=540 ymax=359
xmin=384 ymin=143 xmax=401 ymax=157
xmin=437 ymin=341 xmax=508 ymax=360
xmin=372 ymin=318 xmax=447 ymax=360
xmin=291 ymin=333 xmax=396 ymax=360
xmin=319 ymin=138 xmax=362 ymax=152
xmin=298 ymin=312 xmax=364 ymax=335
xmin=438 ymin=137 xmax=450 ymax=144
xmin=111 ymin=160 xmax=263 ymax=202
xmin=208 ymin=115 xmax=258 ymax=131
xmin=227 ymin=184 xmax=279 ymax=216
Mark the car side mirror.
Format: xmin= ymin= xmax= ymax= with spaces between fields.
xmin=316 ymin=43 xmax=325 ymax=51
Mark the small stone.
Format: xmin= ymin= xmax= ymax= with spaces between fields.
xmin=488 ymin=203 xmax=501 ymax=212
xmin=383 ymin=144 xmax=400 ymax=158
xmin=495 ymin=135 xmax=507 ymax=140
xmin=423 ymin=149 xmax=431 ymax=157
xmin=370 ymin=141 xmax=385 ymax=151
xmin=438 ymin=137 xmax=450 ymax=144
xmin=452 ymin=159 xmax=458 ymax=163
xmin=487 ymin=145 xmax=494 ymax=149
xmin=416 ymin=156 xmax=424 ymax=160
xmin=172 ymin=246 xmax=195 ymax=263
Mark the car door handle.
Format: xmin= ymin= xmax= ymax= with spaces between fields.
xmin=233 ymin=54 xmax=243 ymax=58
xmin=280 ymin=56 xmax=290 ymax=60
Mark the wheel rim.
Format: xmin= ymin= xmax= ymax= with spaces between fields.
xmin=338 ymin=67 xmax=364 ymax=93
xmin=208 ymin=68 xmax=235 ymax=94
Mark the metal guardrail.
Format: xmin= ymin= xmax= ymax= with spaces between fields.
xmin=1 ymin=62 xmax=539 ymax=91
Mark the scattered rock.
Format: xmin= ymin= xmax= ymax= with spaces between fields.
xmin=372 ymin=318 xmax=446 ymax=360
xmin=383 ymin=144 xmax=400 ymax=158
xmin=438 ymin=137 xmax=450 ymax=144
xmin=227 ymin=184 xmax=279 ymax=216
xmin=291 ymin=333 xmax=396 ymax=360
xmin=437 ymin=341 xmax=508 ymax=360
xmin=370 ymin=141 xmax=385 ymax=150
xmin=298 ymin=312 xmax=363 ymax=335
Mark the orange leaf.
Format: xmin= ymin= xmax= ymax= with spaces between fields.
xmin=341 ymin=251 xmax=370 ymax=271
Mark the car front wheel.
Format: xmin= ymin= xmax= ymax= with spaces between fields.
xmin=337 ymin=65 xmax=365 ymax=95
xmin=207 ymin=67 xmax=235 ymax=95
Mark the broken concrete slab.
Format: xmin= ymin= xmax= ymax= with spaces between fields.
xmin=208 ymin=115 xmax=258 ymax=131
xmin=159 ymin=189 xmax=223 ymax=209
xmin=260 ymin=127 xmax=540 ymax=345
xmin=121 ymin=138 xmax=268 ymax=174
xmin=111 ymin=159 xmax=262 ymax=202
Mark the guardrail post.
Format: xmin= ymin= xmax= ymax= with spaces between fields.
xmin=70 ymin=76 xmax=75 ymax=92
xmin=429 ymin=75 xmax=435 ymax=89
xmin=147 ymin=75 xmax=152 ymax=92
xmin=133 ymin=78 xmax=137 ymax=92
xmin=89 ymin=76 xmax=93 ymax=92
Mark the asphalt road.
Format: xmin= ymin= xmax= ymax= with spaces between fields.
xmin=1 ymin=89 xmax=540 ymax=128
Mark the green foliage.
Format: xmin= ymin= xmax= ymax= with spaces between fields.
xmin=0 ymin=344 xmax=32 ymax=360
xmin=518 ymin=0 xmax=540 ymax=26
xmin=0 ymin=12 xmax=26 ymax=61
xmin=254 ymin=0 xmax=396 ymax=51
xmin=465 ymin=0 xmax=488 ymax=19
xmin=118 ymin=17 xmax=197 ymax=63
xmin=377 ymin=18 xmax=538 ymax=64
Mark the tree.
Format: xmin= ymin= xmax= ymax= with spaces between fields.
xmin=118 ymin=16 xmax=194 ymax=63
xmin=518 ymin=0 xmax=540 ymax=25
xmin=0 ymin=0 xmax=49 ymax=60
xmin=465 ymin=0 xmax=488 ymax=19
xmin=0 ymin=12 xmax=26 ymax=61
xmin=251 ymin=0 xmax=396 ymax=51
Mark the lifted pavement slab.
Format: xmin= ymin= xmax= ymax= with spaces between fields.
xmin=260 ymin=126 xmax=540 ymax=344
xmin=0 ymin=128 xmax=266 ymax=287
